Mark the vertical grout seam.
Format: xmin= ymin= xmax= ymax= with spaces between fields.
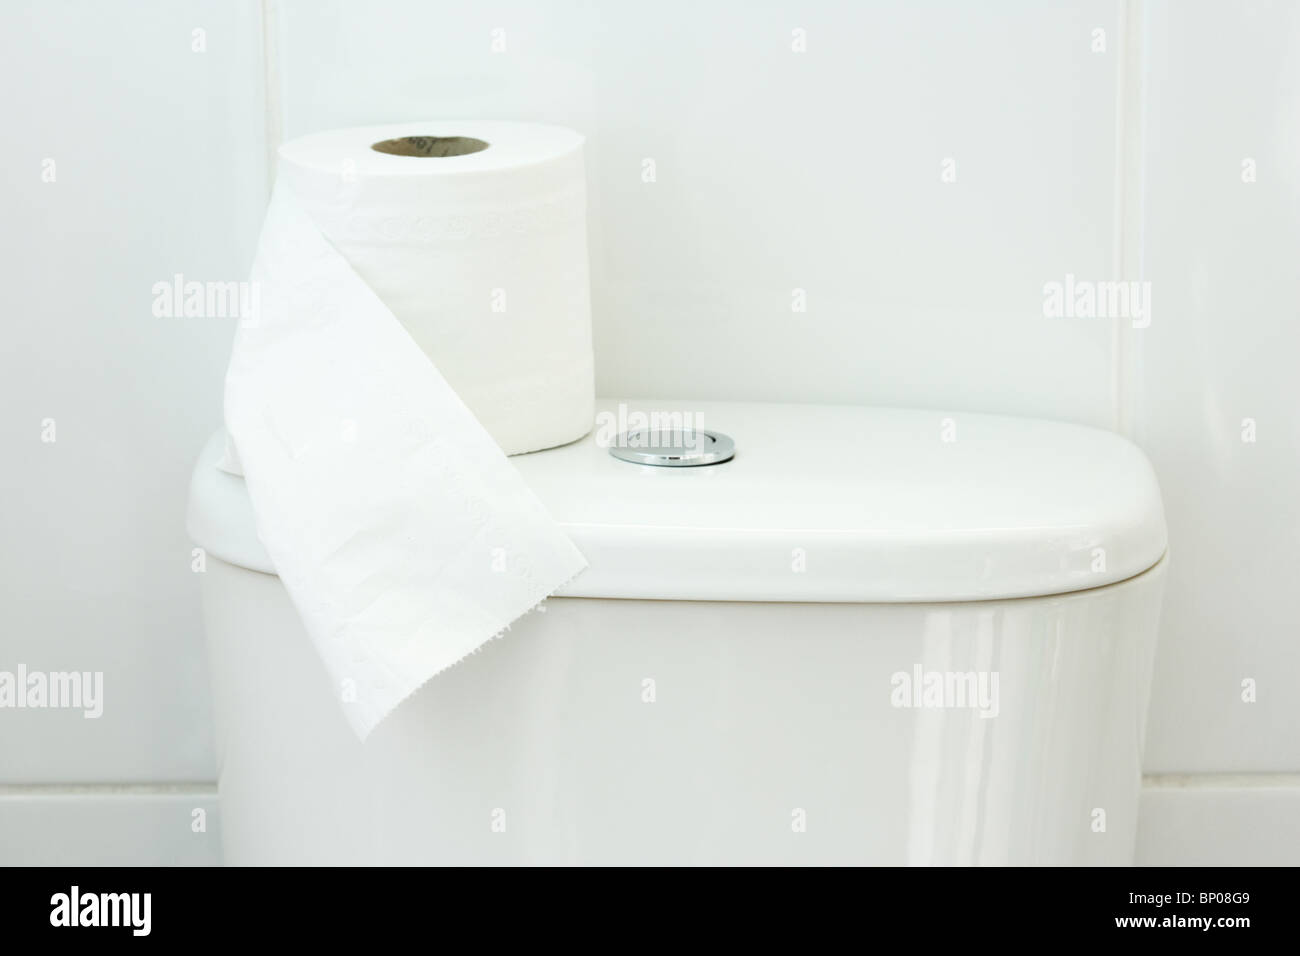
xmin=1111 ymin=0 xmax=1147 ymax=438
xmin=260 ymin=0 xmax=283 ymax=197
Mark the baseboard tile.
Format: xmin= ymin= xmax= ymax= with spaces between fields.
xmin=0 ymin=789 xmax=220 ymax=867
xmin=3 ymin=778 xmax=1295 ymax=866
xmin=1136 ymin=774 xmax=1300 ymax=866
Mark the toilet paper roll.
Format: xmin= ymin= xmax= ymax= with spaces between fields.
xmin=278 ymin=121 xmax=595 ymax=456
xmin=221 ymin=122 xmax=592 ymax=739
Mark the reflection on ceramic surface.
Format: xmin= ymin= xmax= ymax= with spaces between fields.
xmin=205 ymin=556 xmax=1164 ymax=866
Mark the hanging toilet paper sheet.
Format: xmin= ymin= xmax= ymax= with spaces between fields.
xmin=222 ymin=122 xmax=592 ymax=738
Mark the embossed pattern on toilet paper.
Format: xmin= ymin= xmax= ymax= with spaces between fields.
xmin=278 ymin=121 xmax=595 ymax=459
xmin=223 ymin=162 xmax=588 ymax=739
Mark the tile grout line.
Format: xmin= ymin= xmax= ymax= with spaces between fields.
xmin=1143 ymin=772 xmax=1300 ymax=790
xmin=1110 ymin=0 xmax=1146 ymax=439
xmin=0 ymin=783 xmax=217 ymax=797
xmin=260 ymin=0 xmax=283 ymax=198
xmin=6 ymin=777 xmax=1298 ymax=796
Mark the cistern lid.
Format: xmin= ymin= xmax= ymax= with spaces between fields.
xmin=188 ymin=399 xmax=1167 ymax=603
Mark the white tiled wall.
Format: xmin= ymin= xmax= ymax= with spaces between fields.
xmin=274 ymin=0 xmax=1121 ymax=427
xmin=0 ymin=787 xmax=220 ymax=866
xmin=1137 ymin=775 xmax=1300 ymax=867
xmin=3 ymin=0 xmax=1296 ymax=865
xmin=1138 ymin=0 xmax=1300 ymax=774
xmin=0 ymin=0 xmax=264 ymax=786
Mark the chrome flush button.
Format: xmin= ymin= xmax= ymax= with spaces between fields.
xmin=609 ymin=429 xmax=735 ymax=467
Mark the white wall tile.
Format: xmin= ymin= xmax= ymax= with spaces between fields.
xmin=1137 ymin=777 xmax=1300 ymax=866
xmin=1138 ymin=0 xmax=1300 ymax=773
xmin=274 ymin=0 xmax=1121 ymax=427
xmin=0 ymin=789 xmax=221 ymax=866
xmin=5 ymin=780 xmax=1294 ymax=867
xmin=0 ymin=0 xmax=266 ymax=782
